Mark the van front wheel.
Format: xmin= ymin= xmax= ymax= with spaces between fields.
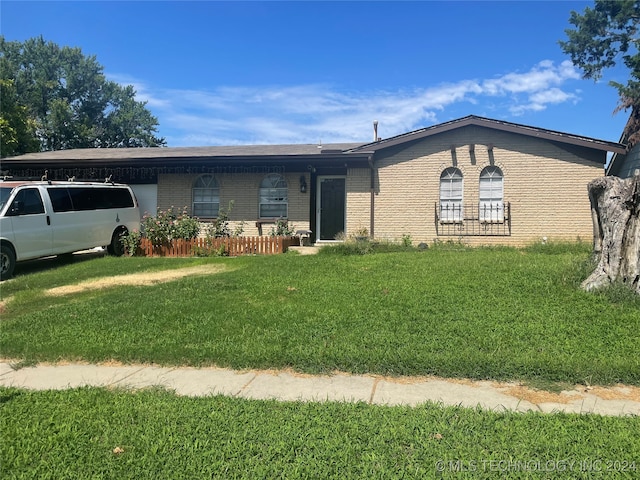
xmin=1 ymin=244 xmax=16 ymax=280
xmin=107 ymin=229 xmax=127 ymax=256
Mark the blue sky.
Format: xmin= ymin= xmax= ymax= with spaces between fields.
xmin=1 ymin=1 xmax=632 ymax=147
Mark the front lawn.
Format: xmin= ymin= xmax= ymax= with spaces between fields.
xmin=2 ymin=387 xmax=639 ymax=479
xmin=1 ymin=244 xmax=639 ymax=385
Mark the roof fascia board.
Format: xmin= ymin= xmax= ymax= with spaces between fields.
xmin=351 ymin=116 xmax=626 ymax=155
xmin=1 ymin=151 xmax=370 ymax=165
xmin=0 ymin=152 xmax=371 ymax=170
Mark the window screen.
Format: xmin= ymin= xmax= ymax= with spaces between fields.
xmin=192 ymin=175 xmax=220 ymax=218
xmin=439 ymin=168 xmax=463 ymax=222
xmin=259 ymin=174 xmax=288 ymax=218
xmin=479 ymin=166 xmax=504 ymax=222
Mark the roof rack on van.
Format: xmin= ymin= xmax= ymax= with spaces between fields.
xmin=1 ymin=175 xmax=44 ymax=182
xmin=0 ymin=176 xmax=121 ymax=184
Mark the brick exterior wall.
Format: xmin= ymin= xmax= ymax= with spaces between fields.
xmin=156 ymin=127 xmax=605 ymax=246
xmin=367 ymin=127 xmax=605 ymax=246
xmin=345 ymin=168 xmax=371 ymax=236
xmin=157 ymin=172 xmax=311 ymax=237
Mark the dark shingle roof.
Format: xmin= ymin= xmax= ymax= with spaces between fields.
xmin=5 ymin=143 xmax=366 ymax=161
xmin=347 ymin=115 xmax=626 ymax=155
xmin=2 ymin=116 xmax=625 ymax=167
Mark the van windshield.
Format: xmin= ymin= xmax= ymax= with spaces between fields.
xmin=0 ymin=187 xmax=14 ymax=212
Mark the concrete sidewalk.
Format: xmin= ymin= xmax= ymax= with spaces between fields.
xmin=1 ymin=361 xmax=639 ymax=416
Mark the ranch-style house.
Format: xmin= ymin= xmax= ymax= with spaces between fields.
xmin=1 ymin=115 xmax=626 ymax=246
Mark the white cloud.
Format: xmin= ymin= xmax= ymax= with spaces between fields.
xmin=482 ymin=60 xmax=580 ymax=96
xmin=509 ymin=87 xmax=579 ymax=116
xmin=109 ymin=60 xmax=584 ymax=146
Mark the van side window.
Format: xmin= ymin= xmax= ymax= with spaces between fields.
xmin=67 ymin=187 xmax=134 ymax=211
xmin=47 ymin=188 xmax=74 ymax=212
xmin=110 ymin=188 xmax=135 ymax=208
xmin=67 ymin=188 xmax=94 ymax=211
xmin=8 ymin=188 xmax=45 ymax=216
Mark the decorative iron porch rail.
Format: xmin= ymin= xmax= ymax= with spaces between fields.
xmin=435 ymin=202 xmax=511 ymax=236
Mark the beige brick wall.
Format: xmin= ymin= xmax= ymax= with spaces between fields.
xmin=345 ymin=168 xmax=371 ymax=236
xmin=155 ymin=127 xmax=604 ymax=246
xmin=369 ymin=127 xmax=605 ymax=246
xmin=157 ymin=172 xmax=311 ymax=236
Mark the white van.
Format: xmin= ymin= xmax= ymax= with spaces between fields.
xmin=0 ymin=180 xmax=140 ymax=279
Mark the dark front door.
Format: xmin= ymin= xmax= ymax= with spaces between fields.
xmin=317 ymin=177 xmax=345 ymax=240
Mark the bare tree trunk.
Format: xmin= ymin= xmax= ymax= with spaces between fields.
xmin=582 ymin=174 xmax=640 ymax=294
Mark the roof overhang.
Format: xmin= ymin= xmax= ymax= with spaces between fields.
xmin=0 ymin=146 xmax=372 ymax=172
xmin=347 ymin=115 xmax=627 ymax=156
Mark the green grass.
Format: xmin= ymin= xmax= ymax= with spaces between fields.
xmin=1 ymin=244 xmax=639 ymax=385
xmin=1 ymin=387 xmax=639 ymax=479
xmin=2 ymin=246 xmax=639 ymax=479
xmin=1 ymin=254 xmax=208 ymax=299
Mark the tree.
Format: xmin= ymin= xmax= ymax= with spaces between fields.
xmin=0 ymin=36 xmax=165 ymax=156
xmin=561 ymin=2 xmax=640 ymax=295
xmin=560 ymin=1 xmax=640 ymax=139
xmin=582 ymin=175 xmax=640 ymax=295
xmin=0 ymin=79 xmax=39 ymax=157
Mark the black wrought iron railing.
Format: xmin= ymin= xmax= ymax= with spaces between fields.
xmin=435 ymin=202 xmax=511 ymax=236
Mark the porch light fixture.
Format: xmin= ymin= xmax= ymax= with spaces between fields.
xmin=299 ymin=176 xmax=307 ymax=193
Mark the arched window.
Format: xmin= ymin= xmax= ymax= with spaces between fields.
xmin=259 ymin=174 xmax=288 ymax=218
xmin=439 ymin=167 xmax=463 ymax=222
xmin=192 ymin=175 xmax=220 ymax=218
xmin=479 ymin=166 xmax=504 ymax=222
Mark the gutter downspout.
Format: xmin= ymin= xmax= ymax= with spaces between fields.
xmin=368 ymin=154 xmax=375 ymax=238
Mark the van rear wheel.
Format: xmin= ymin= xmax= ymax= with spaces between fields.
xmin=1 ymin=244 xmax=16 ymax=280
xmin=107 ymin=229 xmax=127 ymax=256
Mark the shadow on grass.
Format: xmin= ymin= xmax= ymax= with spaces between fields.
xmin=10 ymin=249 xmax=107 ymax=280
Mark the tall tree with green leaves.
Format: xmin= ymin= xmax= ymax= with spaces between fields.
xmin=0 ymin=36 xmax=165 ymax=157
xmin=560 ymin=0 xmax=640 ymax=142
xmin=0 ymin=78 xmax=39 ymax=157
xmin=561 ymin=1 xmax=640 ymax=296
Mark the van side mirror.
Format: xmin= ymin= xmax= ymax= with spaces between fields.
xmin=9 ymin=200 xmax=24 ymax=216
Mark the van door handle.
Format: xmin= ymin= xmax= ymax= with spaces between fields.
xmin=47 ymin=215 xmax=51 ymax=226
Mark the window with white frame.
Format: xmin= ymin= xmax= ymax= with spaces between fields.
xmin=259 ymin=174 xmax=288 ymax=218
xmin=192 ymin=174 xmax=220 ymax=218
xmin=479 ymin=166 xmax=504 ymax=222
xmin=439 ymin=167 xmax=463 ymax=222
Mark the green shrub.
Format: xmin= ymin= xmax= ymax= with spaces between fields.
xmin=318 ymin=239 xmax=418 ymax=256
xmin=142 ymin=207 xmax=200 ymax=246
xmin=172 ymin=213 xmax=200 ymax=240
xmin=207 ymin=201 xmax=236 ymax=238
xmin=269 ymin=218 xmax=295 ymax=236
xmin=191 ymin=242 xmax=228 ymax=257
xmin=120 ymin=229 xmax=142 ymax=256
